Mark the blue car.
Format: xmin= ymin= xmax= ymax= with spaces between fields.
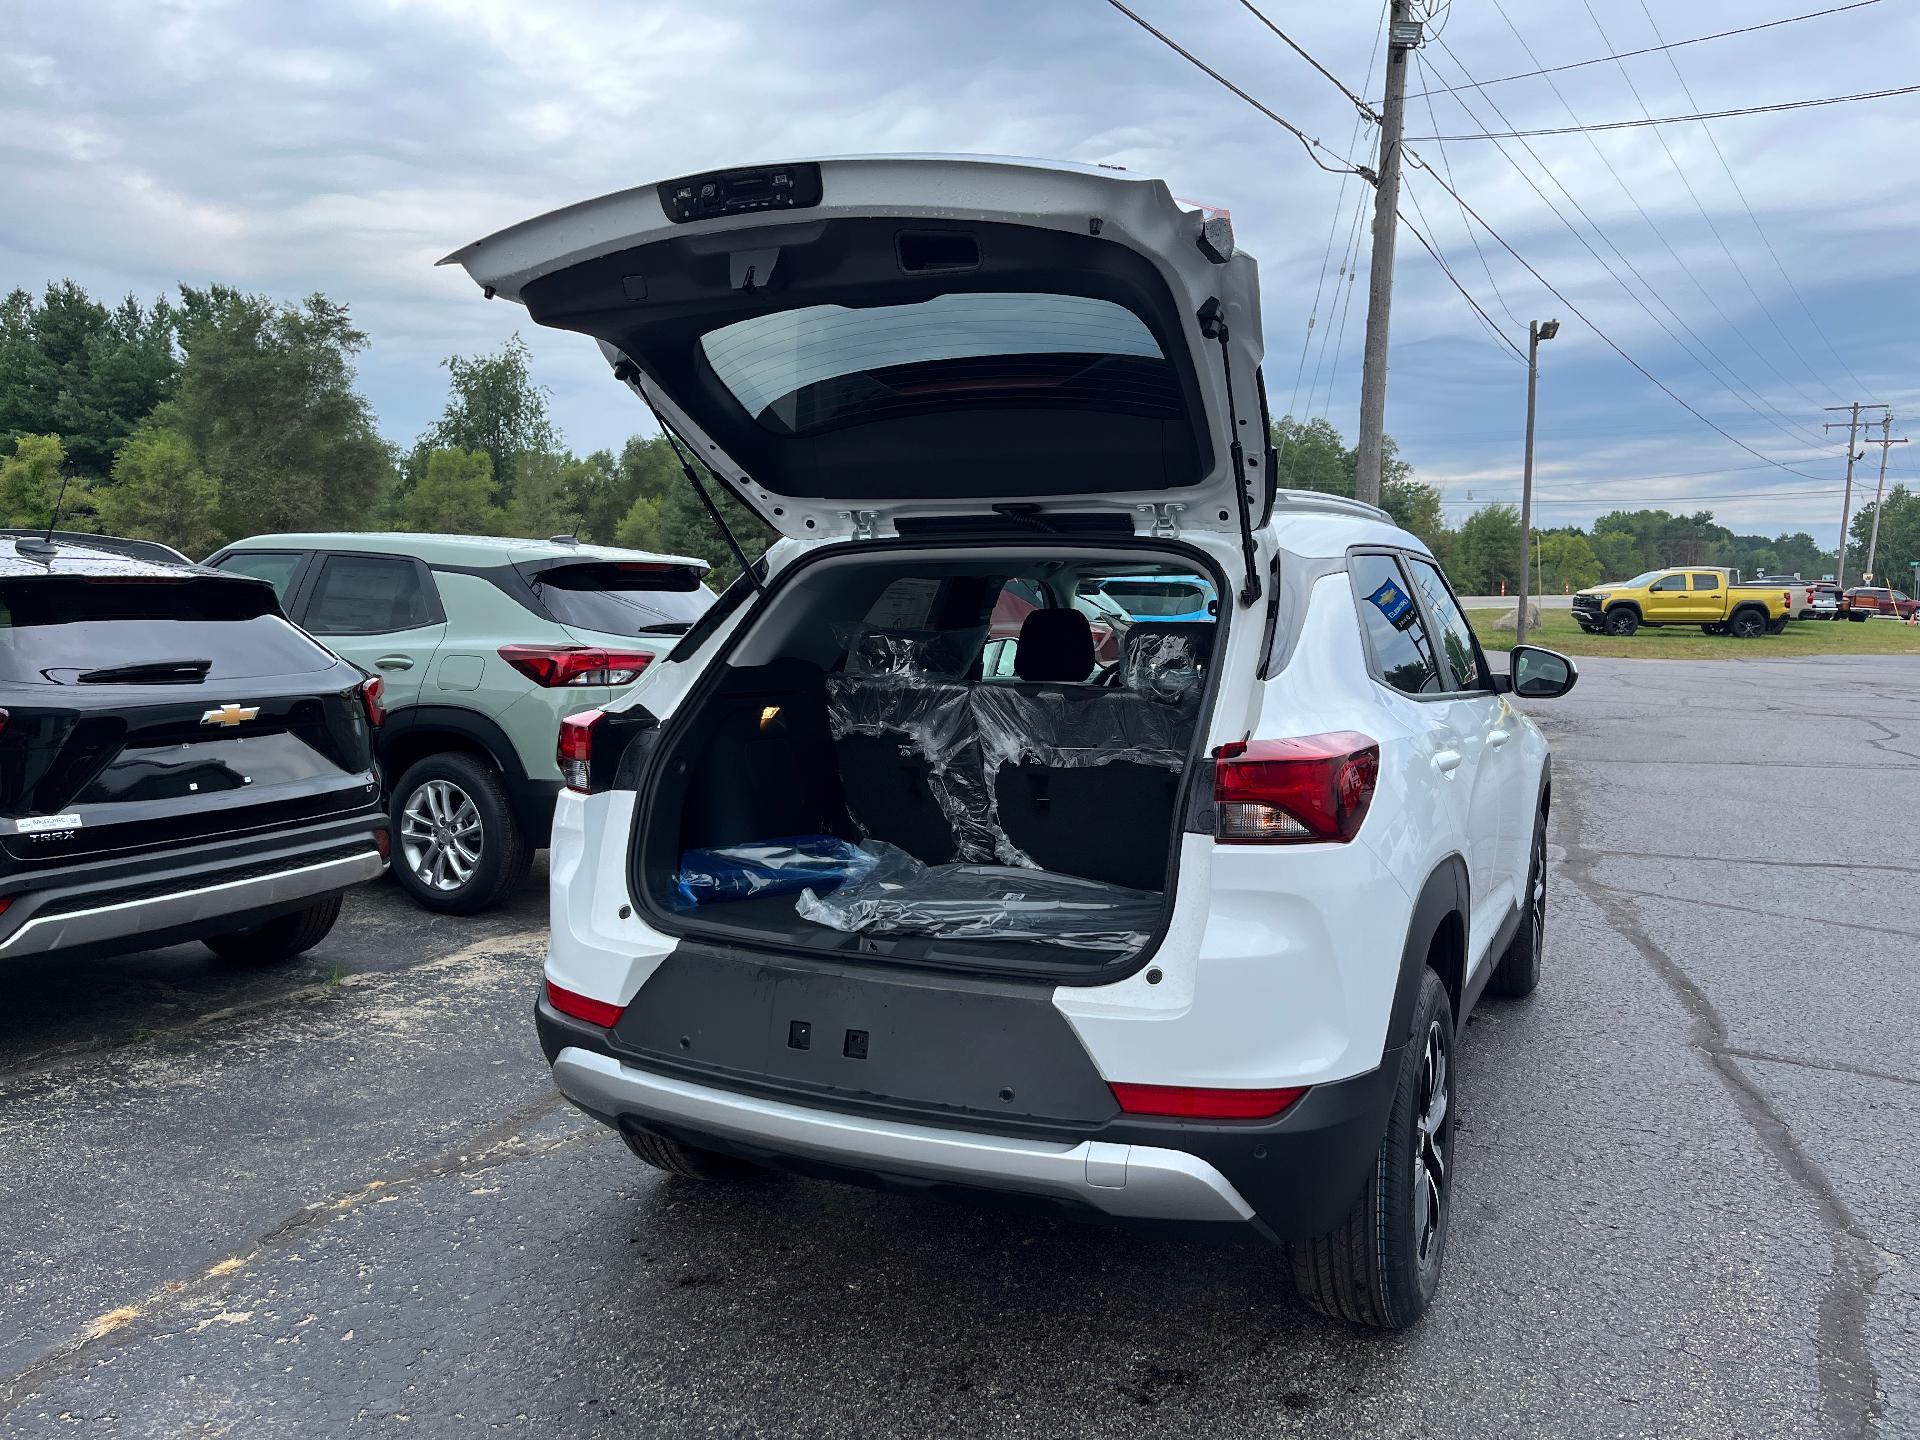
xmin=1083 ymin=573 xmax=1218 ymax=623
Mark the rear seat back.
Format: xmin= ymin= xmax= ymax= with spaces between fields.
xmin=971 ymin=610 xmax=1205 ymax=891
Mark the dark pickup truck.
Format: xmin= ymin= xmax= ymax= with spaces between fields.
xmin=0 ymin=538 xmax=388 ymax=964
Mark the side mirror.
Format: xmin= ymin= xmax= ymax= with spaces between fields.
xmin=1510 ymin=644 xmax=1578 ymax=700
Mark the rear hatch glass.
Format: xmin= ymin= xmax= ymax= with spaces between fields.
xmin=528 ymin=561 xmax=716 ymax=640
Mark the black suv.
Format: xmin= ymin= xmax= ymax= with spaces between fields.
xmin=0 ymin=538 xmax=388 ymax=964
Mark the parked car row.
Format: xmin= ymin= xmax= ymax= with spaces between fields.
xmin=1837 ymin=585 xmax=1919 ymax=621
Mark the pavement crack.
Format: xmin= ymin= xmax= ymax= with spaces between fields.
xmin=0 ymin=1090 xmax=584 ymax=1418
xmin=1597 ymin=886 xmax=1920 ymax=942
xmin=1557 ymin=775 xmax=1887 ymax=1440
xmin=1723 ymin=1048 xmax=1920 ymax=1092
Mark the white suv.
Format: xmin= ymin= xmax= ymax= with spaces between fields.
xmin=448 ymin=156 xmax=1578 ymax=1329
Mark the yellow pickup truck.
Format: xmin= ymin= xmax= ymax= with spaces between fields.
xmin=1571 ymin=568 xmax=1793 ymax=639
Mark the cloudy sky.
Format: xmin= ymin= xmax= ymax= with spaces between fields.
xmin=6 ymin=0 xmax=1917 ymax=541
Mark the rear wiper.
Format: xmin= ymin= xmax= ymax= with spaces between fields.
xmin=634 ymin=622 xmax=693 ymax=636
xmin=76 ymin=659 xmax=213 ymax=684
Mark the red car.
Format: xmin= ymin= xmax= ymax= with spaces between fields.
xmin=1839 ymin=586 xmax=1920 ymax=621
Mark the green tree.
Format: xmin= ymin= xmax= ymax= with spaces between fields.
xmin=1847 ymin=485 xmax=1920 ymax=586
xmin=170 ymin=286 xmax=392 ymax=536
xmin=613 ymin=493 xmax=662 ymax=550
xmin=0 ymin=433 xmax=81 ymax=528
xmin=0 ymin=283 xmax=179 ymax=480
xmin=657 ymin=471 xmax=772 ymax=587
xmin=1270 ymin=416 xmax=1444 ymax=551
xmin=415 ymin=335 xmax=557 ymax=507
xmin=1533 ymin=530 xmax=1601 ymax=593
xmin=399 ymin=449 xmax=502 ymax=534
xmin=1451 ymin=504 xmax=1522 ymax=594
xmin=507 ymin=449 xmax=571 ymax=538
xmin=95 ymin=427 xmax=222 ymax=556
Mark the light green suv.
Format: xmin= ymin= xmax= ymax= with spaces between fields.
xmin=206 ymin=533 xmax=714 ymax=913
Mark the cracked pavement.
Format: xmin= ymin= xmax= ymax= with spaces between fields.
xmin=1 ymin=653 xmax=1914 ymax=1437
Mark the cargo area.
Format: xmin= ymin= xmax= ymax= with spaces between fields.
xmin=632 ymin=546 xmax=1225 ymax=972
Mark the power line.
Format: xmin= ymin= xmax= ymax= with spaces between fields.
xmin=1407 ymin=82 xmax=1920 ymax=141
xmin=1486 ymin=0 xmax=1832 ymax=419
xmin=1413 ymin=52 xmax=1520 ymax=331
xmin=1436 ymin=486 xmax=1845 ymax=506
xmin=1398 ymin=189 xmax=1529 ymax=363
xmin=1405 ymin=0 xmax=1883 ymax=99
xmin=1100 ymin=0 xmax=1364 ymax=175
xmin=1634 ymin=0 xmax=1875 ymax=401
xmin=1418 ymin=36 xmax=1833 ymax=453
xmin=1234 ymin=0 xmax=1377 ymax=119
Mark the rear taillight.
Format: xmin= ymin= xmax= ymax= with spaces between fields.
xmin=0 ymin=707 xmax=8 ymax=735
xmin=0 ymin=897 xmax=12 ymax=919
xmin=372 ymin=828 xmax=391 ymax=862
xmin=1109 ymin=1081 xmax=1307 ymax=1120
xmin=558 ymin=709 xmax=604 ymax=792
xmin=359 ymin=675 xmax=385 ymax=728
xmin=499 ymin=644 xmax=654 ymax=687
xmin=1213 ymin=732 xmax=1379 ymax=843
xmin=545 ymin=979 xmax=625 ymax=1028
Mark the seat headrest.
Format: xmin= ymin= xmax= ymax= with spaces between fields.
xmin=1121 ymin=622 xmax=1213 ymax=701
xmin=1015 ymin=608 xmax=1096 ymax=682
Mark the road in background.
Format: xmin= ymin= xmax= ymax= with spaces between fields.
xmin=2 ymin=656 xmax=1914 ymax=1438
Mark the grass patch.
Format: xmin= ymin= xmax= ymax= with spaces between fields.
xmin=1466 ymin=607 xmax=1920 ymax=660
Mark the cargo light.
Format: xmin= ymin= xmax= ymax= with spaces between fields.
xmin=1213 ymin=732 xmax=1379 ymax=843
xmin=499 ymin=644 xmax=653 ymax=688
xmin=558 ymin=709 xmax=605 ymax=793
xmin=1109 ymin=1082 xmax=1307 ymax=1120
xmin=546 ymin=979 xmax=624 ymax=1029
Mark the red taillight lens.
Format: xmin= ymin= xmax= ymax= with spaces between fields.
xmin=0 ymin=897 xmax=12 ymax=919
xmin=499 ymin=644 xmax=654 ymax=687
xmin=0 ymin=707 xmax=8 ymax=735
xmin=359 ymin=674 xmax=385 ymax=728
xmin=1110 ymin=1081 xmax=1307 ymax=1120
xmin=1213 ymin=732 xmax=1379 ymax=843
xmin=545 ymin=979 xmax=624 ymax=1029
xmin=372 ymin=828 xmax=391 ymax=862
xmin=558 ymin=709 xmax=604 ymax=792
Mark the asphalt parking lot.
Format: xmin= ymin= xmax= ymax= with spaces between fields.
xmin=2 ymin=654 xmax=1914 ymax=1439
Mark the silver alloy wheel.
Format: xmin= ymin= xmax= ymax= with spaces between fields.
xmin=400 ymin=778 xmax=483 ymax=892
xmin=1413 ymin=1019 xmax=1450 ymax=1269
xmin=1529 ymin=827 xmax=1547 ymax=956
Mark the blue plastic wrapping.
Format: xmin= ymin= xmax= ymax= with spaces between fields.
xmin=674 ymin=835 xmax=879 ymax=909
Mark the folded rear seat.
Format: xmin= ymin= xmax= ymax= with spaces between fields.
xmin=972 ymin=610 xmax=1202 ymax=891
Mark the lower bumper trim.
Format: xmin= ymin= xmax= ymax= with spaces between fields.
xmin=551 ymin=1047 xmax=1256 ymax=1224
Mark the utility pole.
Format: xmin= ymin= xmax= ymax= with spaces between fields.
xmin=1353 ymin=0 xmax=1417 ymax=508
xmin=1863 ymin=412 xmax=1908 ymax=583
xmin=1825 ymin=403 xmax=1889 ymax=589
xmin=1515 ymin=318 xmax=1560 ymax=649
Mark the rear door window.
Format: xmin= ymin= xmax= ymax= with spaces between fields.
xmin=529 ymin=563 xmax=716 ymax=637
xmin=1351 ymin=553 xmax=1444 ymax=696
xmin=1691 ymin=572 xmax=1720 ymax=591
xmin=301 ymin=555 xmax=438 ymax=636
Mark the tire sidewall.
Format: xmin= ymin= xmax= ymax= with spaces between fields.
xmin=389 ymin=753 xmax=520 ymax=914
xmin=1604 ymin=608 xmax=1637 ymax=636
xmin=1375 ymin=969 xmax=1455 ymax=1324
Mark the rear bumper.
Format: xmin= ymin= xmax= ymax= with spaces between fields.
xmin=550 ymin=1044 xmax=1256 ymax=1224
xmin=0 ymin=812 xmax=386 ymax=960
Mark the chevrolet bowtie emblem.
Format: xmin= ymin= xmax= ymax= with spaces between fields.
xmin=201 ymin=703 xmax=260 ymax=728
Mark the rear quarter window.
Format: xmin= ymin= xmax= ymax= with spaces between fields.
xmin=530 ymin=563 xmax=716 ymax=637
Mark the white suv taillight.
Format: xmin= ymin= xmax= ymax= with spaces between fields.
xmin=1213 ymin=732 xmax=1379 ymax=843
xmin=558 ymin=709 xmax=605 ymax=793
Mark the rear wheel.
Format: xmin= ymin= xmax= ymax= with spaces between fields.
xmin=622 ymin=1128 xmax=762 ymax=1181
xmin=391 ymin=753 xmax=532 ymax=915
xmin=204 ymin=894 xmax=343 ymax=963
xmin=1291 ymin=968 xmax=1454 ymax=1330
xmin=1604 ymin=608 xmax=1638 ymax=637
xmin=1729 ymin=609 xmax=1766 ymax=639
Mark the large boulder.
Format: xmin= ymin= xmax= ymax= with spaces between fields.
xmin=1492 ymin=600 xmax=1542 ymax=632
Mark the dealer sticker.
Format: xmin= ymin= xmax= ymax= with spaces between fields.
xmin=9 ymin=814 xmax=83 ymax=834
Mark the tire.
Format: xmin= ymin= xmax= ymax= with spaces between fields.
xmin=1849 ymin=612 xmax=1867 ymax=622
xmin=1486 ymin=809 xmax=1546 ymax=999
xmin=622 ymin=1127 xmax=761 ymax=1181
xmin=1291 ymin=967 xmax=1455 ymax=1330
xmin=1603 ymin=607 xmax=1638 ymax=637
xmin=390 ymin=752 xmax=532 ymax=915
xmin=1729 ymin=609 xmax=1766 ymax=639
xmin=1767 ymin=618 xmax=1789 ymax=635
xmin=204 ymin=894 xmax=343 ymax=963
